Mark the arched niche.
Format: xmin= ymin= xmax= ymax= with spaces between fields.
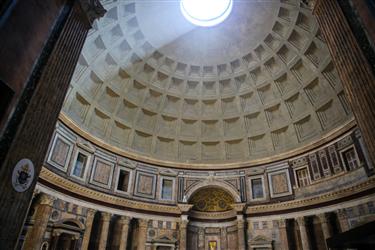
xmin=184 ymin=180 xmax=241 ymax=203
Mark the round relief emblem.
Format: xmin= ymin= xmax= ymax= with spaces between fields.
xmin=12 ymin=159 xmax=35 ymax=192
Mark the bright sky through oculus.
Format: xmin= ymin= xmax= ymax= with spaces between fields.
xmin=180 ymin=0 xmax=233 ymax=27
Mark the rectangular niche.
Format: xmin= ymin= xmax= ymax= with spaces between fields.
xmin=89 ymin=108 xmax=110 ymax=137
xmin=180 ymin=119 xmax=199 ymax=138
xmin=224 ymin=118 xmax=243 ymax=137
xmin=267 ymin=168 xmax=292 ymax=198
xmin=264 ymin=34 xmax=282 ymax=51
xmin=110 ymin=121 xmax=131 ymax=146
xmin=248 ymin=134 xmax=269 ymax=156
xmin=134 ymin=170 xmax=157 ymax=199
xmin=115 ymin=167 xmax=132 ymax=194
xmin=202 ymin=141 xmax=222 ymax=160
xmin=178 ymin=140 xmax=199 ymax=161
xmin=249 ymin=175 xmax=266 ymax=201
xmin=155 ymin=137 xmax=176 ymax=159
xmin=159 ymin=177 xmax=175 ymax=201
xmin=90 ymin=157 xmax=115 ymax=189
xmin=294 ymin=115 xmax=318 ymax=142
xmin=132 ymin=131 xmax=153 ymax=153
xmin=225 ymin=140 xmax=244 ymax=160
xmin=201 ymin=120 xmax=221 ymax=139
xmin=47 ymin=132 xmax=74 ymax=172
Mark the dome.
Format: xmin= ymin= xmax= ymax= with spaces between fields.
xmin=62 ymin=0 xmax=353 ymax=167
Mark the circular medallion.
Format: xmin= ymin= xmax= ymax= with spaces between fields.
xmin=12 ymin=159 xmax=35 ymax=192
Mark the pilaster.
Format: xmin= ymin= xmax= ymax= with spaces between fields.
xmin=118 ymin=216 xmax=132 ymax=250
xmin=81 ymin=208 xmax=96 ymax=250
xmin=98 ymin=212 xmax=111 ymax=250
xmin=23 ymin=194 xmax=55 ymax=250
xmin=137 ymin=218 xmax=149 ymax=250
xmin=296 ymin=217 xmax=311 ymax=250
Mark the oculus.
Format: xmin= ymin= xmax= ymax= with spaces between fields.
xmin=180 ymin=0 xmax=233 ymax=27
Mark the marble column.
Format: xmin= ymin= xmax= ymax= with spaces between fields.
xmin=198 ymin=228 xmax=205 ymax=250
xmin=318 ymin=213 xmax=332 ymax=245
xmin=313 ymin=0 xmax=375 ymax=167
xmin=220 ymin=227 xmax=228 ymax=250
xmin=233 ymin=203 xmax=247 ymax=250
xmin=179 ymin=217 xmax=189 ymax=250
xmin=237 ymin=215 xmax=246 ymax=250
xmin=98 ymin=212 xmax=111 ymax=250
xmin=118 ymin=216 xmax=132 ymax=250
xmin=297 ymin=217 xmax=311 ymax=250
xmin=0 ymin=1 xmax=105 ymax=248
xmin=137 ymin=219 xmax=149 ymax=250
xmin=278 ymin=219 xmax=290 ymax=250
xmin=81 ymin=208 xmax=96 ymax=250
xmin=23 ymin=193 xmax=55 ymax=250
xmin=177 ymin=203 xmax=193 ymax=250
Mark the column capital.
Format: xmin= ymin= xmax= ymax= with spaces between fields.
xmin=177 ymin=204 xmax=193 ymax=213
xmin=138 ymin=218 xmax=149 ymax=229
xmin=278 ymin=218 xmax=287 ymax=228
xmin=78 ymin=0 xmax=106 ymax=25
xmin=86 ymin=208 xmax=96 ymax=217
xmin=179 ymin=219 xmax=189 ymax=229
xmin=38 ymin=193 xmax=55 ymax=206
xmin=101 ymin=212 xmax=111 ymax=222
xmin=119 ymin=216 xmax=132 ymax=224
xmin=296 ymin=217 xmax=307 ymax=226
xmin=317 ymin=213 xmax=330 ymax=224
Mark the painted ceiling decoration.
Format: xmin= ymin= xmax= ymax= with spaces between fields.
xmin=62 ymin=0 xmax=352 ymax=165
xmin=189 ymin=187 xmax=235 ymax=212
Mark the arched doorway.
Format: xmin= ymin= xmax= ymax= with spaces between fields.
xmin=186 ymin=186 xmax=241 ymax=250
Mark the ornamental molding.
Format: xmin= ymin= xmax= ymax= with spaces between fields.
xmin=39 ymin=167 xmax=181 ymax=214
xmin=39 ymin=167 xmax=375 ymax=216
xmin=246 ymin=176 xmax=375 ymax=214
xmin=78 ymin=0 xmax=106 ymax=25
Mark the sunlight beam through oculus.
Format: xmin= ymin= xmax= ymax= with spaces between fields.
xmin=180 ymin=0 xmax=233 ymax=27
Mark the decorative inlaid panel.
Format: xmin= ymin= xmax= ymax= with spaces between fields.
xmin=267 ymin=168 xmax=292 ymax=198
xmin=134 ymin=171 xmax=157 ymax=199
xmin=47 ymin=133 xmax=73 ymax=171
xmin=189 ymin=188 xmax=234 ymax=212
xmin=90 ymin=157 xmax=114 ymax=188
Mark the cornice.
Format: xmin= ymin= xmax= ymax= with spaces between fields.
xmin=39 ymin=167 xmax=181 ymax=215
xmin=39 ymin=167 xmax=375 ymax=217
xmin=59 ymin=113 xmax=356 ymax=170
xmin=246 ymin=176 xmax=375 ymax=215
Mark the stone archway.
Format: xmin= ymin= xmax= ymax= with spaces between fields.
xmin=184 ymin=180 xmax=241 ymax=203
xmin=183 ymin=185 xmax=244 ymax=250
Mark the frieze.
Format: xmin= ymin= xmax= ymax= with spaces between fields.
xmin=247 ymin=176 xmax=375 ymax=214
xmin=39 ymin=167 xmax=180 ymax=214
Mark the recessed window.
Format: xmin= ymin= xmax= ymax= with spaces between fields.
xmin=161 ymin=179 xmax=173 ymax=200
xmin=117 ymin=169 xmax=130 ymax=192
xmin=251 ymin=178 xmax=264 ymax=200
xmin=72 ymin=152 xmax=87 ymax=178
xmin=180 ymin=0 xmax=233 ymax=27
xmin=343 ymin=148 xmax=359 ymax=170
xmin=296 ymin=168 xmax=310 ymax=187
